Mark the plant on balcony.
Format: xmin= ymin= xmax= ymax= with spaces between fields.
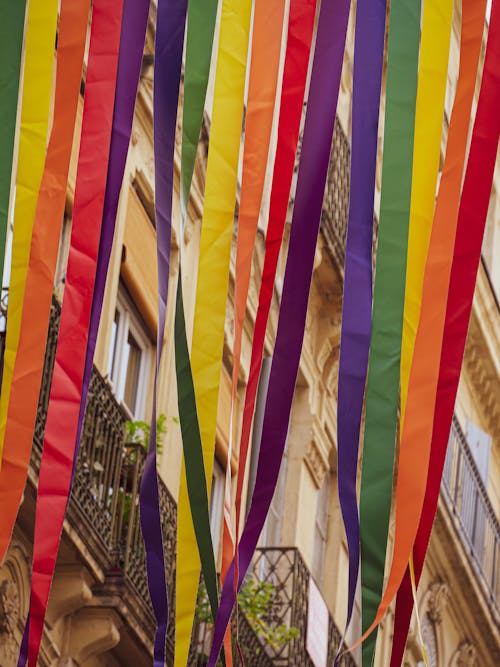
xmin=194 ymin=578 xmax=298 ymax=662
xmin=125 ymin=412 xmax=175 ymax=456
xmin=119 ymin=414 xmax=178 ymax=534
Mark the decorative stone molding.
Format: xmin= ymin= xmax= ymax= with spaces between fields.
xmin=0 ymin=579 xmax=19 ymax=635
xmin=64 ymin=608 xmax=121 ymax=665
xmin=0 ymin=579 xmax=19 ymax=666
xmin=305 ymin=438 xmax=329 ymax=488
xmin=454 ymin=641 xmax=477 ymax=667
xmin=46 ymin=565 xmax=93 ymax=625
xmin=427 ymin=579 xmax=449 ymax=624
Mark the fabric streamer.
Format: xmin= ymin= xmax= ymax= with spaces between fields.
xmin=400 ymin=0 xmax=454 ymax=424
xmin=207 ymin=0 xmax=351 ymax=662
xmin=74 ymin=0 xmax=151 ymax=474
xmin=389 ymin=0 xmax=496 ymax=663
xmin=70 ymin=0 xmax=157 ymax=658
xmin=335 ymin=0 xmax=386 ymax=657
xmin=179 ymin=0 xmax=219 ymax=221
xmin=0 ymin=1 xmax=26 ymax=299
xmin=0 ymin=0 xmax=59 ymax=465
xmin=139 ymin=0 xmax=188 ymax=664
xmin=174 ymin=0 xmax=252 ymax=662
xmin=19 ymin=1 xmax=124 ymax=662
xmin=221 ymin=0 xmax=286 ymax=602
xmin=358 ymin=0 xmax=421 ymax=663
xmin=0 ymin=0 xmax=91 ymax=561
xmin=233 ymin=0 xmax=317 ymax=562
xmin=391 ymin=0 xmax=453 ymax=658
xmin=174 ymin=0 xmax=220 ymax=661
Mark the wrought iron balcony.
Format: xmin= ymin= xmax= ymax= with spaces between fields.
xmin=441 ymin=414 xmax=500 ymax=619
xmin=188 ymin=548 xmax=356 ymax=666
xmin=0 ymin=295 xmax=177 ymax=661
xmin=250 ymin=548 xmax=356 ymax=667
xmin=320 ymin=118 xmax=350 ymax=272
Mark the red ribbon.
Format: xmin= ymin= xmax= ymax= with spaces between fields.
xmin=23 ymin=1 xmax=124 ymax=662
xmin=234 ymin=0 xmax=317 ymax=558
xmin=391 ymin=1 xmax=500 ymax=663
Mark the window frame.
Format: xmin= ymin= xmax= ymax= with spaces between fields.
xmin=107 ymin=287 xmax=152 ymax=420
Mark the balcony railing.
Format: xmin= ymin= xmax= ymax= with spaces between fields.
xmin=4 ymin=296 xmax=178 ymax=659
xmin=320 ymin=118 xmax=350 ymax=272
xmin=249 ymin=548 xmax=356 ymax=667
xmin=442 ymin=414 xmax=500 ymax=618
xmin=188 ymin=548 xmax=356 ymax=666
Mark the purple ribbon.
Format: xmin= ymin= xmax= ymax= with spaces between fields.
xmin=335 ymin=0 xmax=386 ymax=657
xmin=73 ymin=0 xmax=150 ymax=479
xmin=206 ymin=0 xmax=351 ymax=663
xmin=17 ymin=3 xmax=147 ymax=663
xmin=139 ymin=1 xmax=187 ymax=665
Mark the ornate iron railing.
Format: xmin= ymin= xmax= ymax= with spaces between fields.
xmin=320 ymin=118 xmax=350 ymax=272
xmin=249 ymin=548 xmax=357 ymax=667
xmin=6 ymin=296 xmax=178 ymax=657
xmin=442 ymin=415 xmax=500 ymax=618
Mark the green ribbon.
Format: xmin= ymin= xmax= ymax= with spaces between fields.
xmin=175 ymin=0 xmax=221 ymax=634
xmin=180 ymin=0 xmax=218 ymax=218
xmin=0 ymin=1 xmax=26 ymax=291
xmin=359 ymin=1 xmax=421 ymax=664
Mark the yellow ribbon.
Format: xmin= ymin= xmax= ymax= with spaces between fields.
xmin=400 ymin=0 xmax=454 ymax=422
xmin=0 ymin=0 xmax=59 ymax=465
xmin=174 ymin=0 xmax=252 ymax=662
xmin=400 ymin=1 xmax=454 ymax=662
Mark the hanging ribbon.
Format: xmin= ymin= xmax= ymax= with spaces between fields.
xmin=358 ymin=0 xmax=421 ymax=663
xmin=335 ymin=0 xmax=386 ymax=657
xmin=72 ymin=0 xmax=156 ymax=658
xmin=20 ymin=1 xmax=124 ymax=662
xmin=392 ymin=0 xmax=454 ymax=657
xmin=139 ymin=0 xmax=188 ymax=664
xmin=389 ymin=0 xmax=495 ymax=663
xmin=174 ymin=0 xmax=252 ymax=662
xmin=0 ymin=0 xmax=91 ymax=561
xmin=0 ymin=0 xmax=59 ymax=465
xmin=0 ymin=1 xmax=26 ymax=297
xmin=233 ymin=0 xmax=317 ymax=563
xmin=74 ymin=0 xmax=151 ymax=474
xmin=207 ymin=0 xmax=351 ymax=662
xmin=174 ymin=0 xmax=220 ymax=662
xmin=344 ymin=1 xmax=500 ymax=663
xmin=179 ymin=0 xmax=219 ymax=220
xmin=220 ymin=0 xmax=286 ymax=659
xmin=221 ymin=0 xmax=286 ymax=600
xmin=400 ymin=0 xmax=454 ymax=424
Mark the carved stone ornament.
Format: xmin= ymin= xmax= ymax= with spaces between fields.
xmin=0 ymin=579 xmax=20 ymax=666
xmin=305 ymin=439 xmax=328 ymax=488
xmin=0 ymin=580 xmax=19 ymax=635
xmin=455 ymin=641 xmax=477 ymax=667
xmin=427 ymin=579 xmax=449 ymax=624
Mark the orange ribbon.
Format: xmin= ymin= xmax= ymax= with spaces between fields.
xmin=0 ymin=0 xmax=90 ymax=561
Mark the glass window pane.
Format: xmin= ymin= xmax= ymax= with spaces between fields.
xmin=123 ymin=331 xmax=142 ymax=415
xmin=108 ymin=310 xmax=120 ymax=380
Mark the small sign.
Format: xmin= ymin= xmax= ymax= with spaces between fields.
xmin=306 ymin=577 xmax=329 ymax=667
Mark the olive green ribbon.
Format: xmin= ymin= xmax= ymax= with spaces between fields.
xmin=173 ymin=0 xmax=222 ymax=663
xmin=359 ymin=0 xmax=421 ymax=664
xmin=0 ymin=2 xmax=26 ymax=299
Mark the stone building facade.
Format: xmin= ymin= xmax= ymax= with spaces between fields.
xmin=1 ymin=1 xmax=499 ymax=665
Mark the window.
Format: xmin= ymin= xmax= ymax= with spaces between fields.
xmin=209 ymin=460 xmax=225 ymax=560
xmin=312 ymin=473 xmax=330 ymax=586
xmin=466 ymin=420 xmax=492 ymax=484
xmin=107 ymin=287 xmax=152 ymax=419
